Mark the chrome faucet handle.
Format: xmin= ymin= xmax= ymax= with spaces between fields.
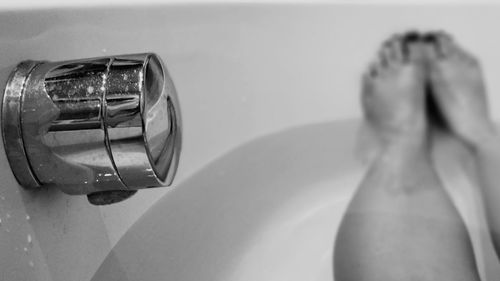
xmin=2 ymin=53 xmax=182 ymax=204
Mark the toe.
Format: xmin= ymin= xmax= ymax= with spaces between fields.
xmin=377 ymin=34 xmax=405 ymax=71
xmin=402 ymin=31 xmax=422 ymax=62
xmin=366 ymin=59 xmax=382 ymax=78
xmin=361 ymin=66 xmax=376 ymax=105
xmin=453 ymin=43 xmax=480 ymax=66
xmin=385 ymin=34 xmax=405 ymax=63
xmin=377 ymin=45 xmax=391 ymax=67
xmin=433 ymin=31 xmax=479 ymax=65
xmin=422 ymin=32 xmax=439 ymax=61
xmin=433 ymin=31 xmax=455 ymax=58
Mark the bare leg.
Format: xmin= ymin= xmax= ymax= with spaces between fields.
xmin=428 ymin=32 xmax=500 ymax=259
xmin=334 ymin=34 xmax=480 ymax=281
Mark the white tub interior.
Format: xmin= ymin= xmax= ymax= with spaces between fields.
xmin=1 ymin=3 xmax=500 ymax=281
xmin=90 ymin=121 xmax=500 ymax=281
xmin=93 ymin=121 xmax=360 ymax=281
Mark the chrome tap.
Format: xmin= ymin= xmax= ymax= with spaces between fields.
xmin=2 ymin=53 xmax=182 ymax=204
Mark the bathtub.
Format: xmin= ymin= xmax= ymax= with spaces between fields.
xmin=1 ymin=2 xmax=500 ymax=281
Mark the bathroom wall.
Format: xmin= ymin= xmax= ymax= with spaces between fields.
xmin=1 ymin=3 xmax=500 ymax=281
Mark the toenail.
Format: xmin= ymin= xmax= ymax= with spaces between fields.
xmin=403 ymin=31 xmax=421 ymax=43
xmin=422 ymin=33 xmax=437 ymax=43
xmin=402 ymin=31 xmax=422 ymax=58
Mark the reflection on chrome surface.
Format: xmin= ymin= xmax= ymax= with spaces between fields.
xmin=2 ymin=53 xmax=182 ymax=204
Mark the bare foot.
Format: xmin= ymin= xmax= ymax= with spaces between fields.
xmin=361 ymin=33 xmax=428 ymax=146
xmin=427 ymin=32 xmax=495 ymax=146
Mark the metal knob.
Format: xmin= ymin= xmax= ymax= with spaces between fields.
xmin=2 ymin=53 xmax=182 ymax=204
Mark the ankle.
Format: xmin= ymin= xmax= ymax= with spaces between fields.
xmin=378 ymin=137 xmax=431 ymax=167
xmin=382 ymin=133 xmax=429 ymax=152
xmin=372 ymin=117 xmax=428 ymax=148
